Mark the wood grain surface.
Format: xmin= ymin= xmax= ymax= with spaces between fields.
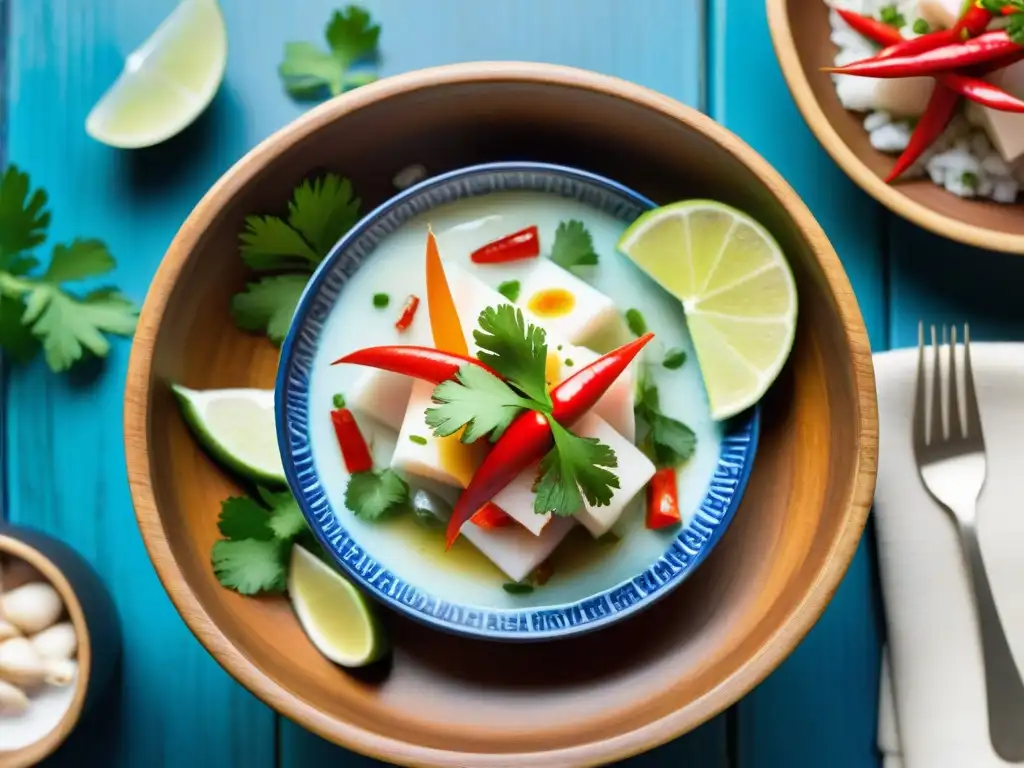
xmin=12 ymin=0 xmax=999 ymax=765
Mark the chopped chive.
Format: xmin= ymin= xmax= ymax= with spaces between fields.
xmin=564 ymin=358 xmax=574 ymax=367
xmin=409 ymin=435 xmax=428 ymax=445
xmin=502 ymin=582 xmax=534 ymax=595
xmin=879 ymin=4 xmax=905 ymax=28
xmin=912 ymin=18 xmax=930 ymax=34
xmin=596 ymin=531 xmax=620 ymax=545
xmin=662 ymin=348 xmax=687 ymax=370
xmin=372 ymin=292 xmax=390 ymax=308
xmin=962 ymin=171 xmax=979 ymax=189
xmin=556 ymin=344 xmax=563 ymax=351
xmin=497 ymin=280 xmax=521 ymax=302
xmin=625 ymin=308 xmax=648 ymax=337
xmin=332 ymin=393 xmax=346 ymax=408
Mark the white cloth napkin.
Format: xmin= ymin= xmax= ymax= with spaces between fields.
xmin=873 ymin=344 xmax=1024 ymax=768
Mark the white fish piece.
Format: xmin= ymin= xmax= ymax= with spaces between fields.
xmin=516 ymin=259 xmax=621 ymax=347
xmin=569 ymin=412 xmax=656 ymax=538
xmin=973 ymin=62 xmax=1024 ymax=163
xmin=458 ymin=514 xmax=576 ymax=584
xmin=346 ymin=369 xmax=413 ymax=432
xmin=918 ymin=0 xmax=964 ymax=30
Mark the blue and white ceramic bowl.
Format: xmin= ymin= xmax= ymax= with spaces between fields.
xmin=276 ymin=162 xmax=759 ymax=641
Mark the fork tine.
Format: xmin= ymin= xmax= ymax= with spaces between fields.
xmin=914 ymin=320 xmax=926 ymax=453
xmin=963 ymin=323 xmax=984 ymax=441
xmin=949 ymin=325 xmax=961 ymax=438
xmin=930 ymin=324 xmax=943 ymax=443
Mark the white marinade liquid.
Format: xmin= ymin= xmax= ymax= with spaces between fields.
xmin=307 ymin=191 xmax=724 ymax=609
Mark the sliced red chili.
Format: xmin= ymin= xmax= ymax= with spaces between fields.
xmin=470 ymin=225 xmax=540 ymax=264
xmin=470 ymin=502 xmax=514 ymax=529
xmin=331 ymin=345 xmax=498 ymax=384
xmin=646 ymin=467 xmax=681 ymax=530
xmin=330 ymin=408 xmax=374 ymax=474
xmin=394 ymin=294 xmax=420 ymax=332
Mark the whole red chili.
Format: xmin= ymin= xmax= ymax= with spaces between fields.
xmin=646 ymin=467 xmax=681 ymax=530
xmin=952 ymin=3 xmax=995 ymax=37
xmin=394 ymin=294 xmax=420 ymax=332
xmin=942 ymin=72 xmax=1024 ymax=111
xmin=471 ymin=502 xmax=514 ymax=529
xmin=443 ymin=332 xmax=655 ymax=548
xmin=332 ymin=345 xmax=498 ymax=384
xmin=470 ymin=225 xmax=541 ymax=264
xmin=885 ymin=84 xmax=961 ymax=183
xmin=330 ymin=408 xmax=374 ymax=474
xmin=827 ymin=31 xmax=1019 ymax=79
xmin=876 ymin=29 xmax=958 ymax=60
xmin=835 ymin=9 xmax=902 ymax=47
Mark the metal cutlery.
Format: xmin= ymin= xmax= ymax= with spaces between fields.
xmin=913 ymin=321 xmax=1024 ymax=762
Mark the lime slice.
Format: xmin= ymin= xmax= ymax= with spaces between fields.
xmin=172 ymin=384 xmax=286 ymax=486
xmin=85 ymin=0 xmax=227 ymax=148
xmin=288 ymin=544 xmax=388 ymax=667
xmin=618 ymin=200 xmax=797 ymax=420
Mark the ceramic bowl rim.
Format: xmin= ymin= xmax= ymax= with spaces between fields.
xmin=0 ymin=534 xmax=91 ymax=768
xmin=766 ymin=0 xmax=1024 ymax=255
xmin=124 ymin=61 xmax=877 ymax=766
xmin=275 ymin=159 xmax=762 ymax=641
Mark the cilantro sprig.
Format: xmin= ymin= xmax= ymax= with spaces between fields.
xmin=211 ymin=487 xmax=313 ymax=595
xmin=978 ymin=1 xmax=1024 ymax=43
xmin=232 ymin=173 xmax=362 ymax=344
xmin=474 ymin=304 xmax=552 ymax=407
xmin=534 ymin=417 xmax=619 ymax=517
xmin=0 ymin=166 xmax=138 ymax=372
xmin=549 ymin=220 xmax=599 ymax=271
xmin=635 ymin=380 xmax=697 ymax=468
xmin=345 ymin=468 xmax=410 ymax=520
xmin=279 ymin=6 xmax=381 ymax=99
xmin=426 ymin=364 xmax=536 ymax=443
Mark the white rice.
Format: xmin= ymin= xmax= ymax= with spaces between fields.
xmin=827 ymin=0 xmax=1023 ymax=202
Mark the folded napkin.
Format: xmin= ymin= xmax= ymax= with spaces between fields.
xmin=873 ymin=344 xmax=1024 ymax=768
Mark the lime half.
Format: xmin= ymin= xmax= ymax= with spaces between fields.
xmin=618 ymin=201 xmax=798 ymax=420
xmin=288 ymin=545 xmax=388 ymax=667
xmin=172 ymin=384 xmax=286 ymax=486
xmin=86 ymin=0 xmax=227 ymax=148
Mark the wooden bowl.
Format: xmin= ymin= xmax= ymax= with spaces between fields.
xmin=767 ymin=0 xmax=1024 ymax=254
xmin=124 ymin=62 xmax=877 ymax=767
xmin=0 ymin=524 xmax=120 ymax=768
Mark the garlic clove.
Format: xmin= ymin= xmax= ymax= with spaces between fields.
xmin=0 ymin=619 xmax=20 ymax=643
xmin=0 ymin=678 xmax=29 ymax=715
xmin=30 ymin=622 xmax=76 ymax=661
xmin=0 ymin=581 xmax=63 ymax=634
xmin=42 ymin=658 xmax=76 ymax=687
xmin=0 ymin=636 xmax=47 ymax=688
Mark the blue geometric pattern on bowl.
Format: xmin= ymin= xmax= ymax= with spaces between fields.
xmin=276 ymin=161 xmax=760 ymax=641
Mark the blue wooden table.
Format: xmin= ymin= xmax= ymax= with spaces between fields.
xmin=9 ymin=0 xmax=1009 ymax=764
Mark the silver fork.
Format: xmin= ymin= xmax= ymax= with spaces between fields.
xmin=914 ymin=321 xmax=1024 ymax=762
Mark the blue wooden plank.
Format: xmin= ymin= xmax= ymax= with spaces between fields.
xmin=709 ymin=1 xmax=886 ymax=767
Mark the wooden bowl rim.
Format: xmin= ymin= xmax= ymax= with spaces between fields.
xmin=123 ymin=60 xmax=878 ymax=767
xmin=0 ymin=534 xmax=92 ymax=768
xmin=766 ymin=0 xmax=1024 ymax=255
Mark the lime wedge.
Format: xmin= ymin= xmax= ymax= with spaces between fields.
xmin=618 ymin=200 xmax=797 ymax=420
xmin=85 ymin=0 xmax=227 ymax=148
xmin=172 ymin=384 xmax=286 ymax=486
xmin=288 ymin=544 xmax=388 ymax=667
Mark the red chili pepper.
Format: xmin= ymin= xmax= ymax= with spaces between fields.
xmin=330 ymin=408 xmax=374 ymax=474
xmin=331 ymin=345 xmax=498 ymax=384
xmin=470 ymin=225 xmax=540 ymax=264
xmin=443 ymin=332 xmax=655 ymax=548
xmin=952 ymin=3 xmax=995 ymax=37
xmin=394 ymin=294 xmax=420 ymax=332
xmin=942 ymin=71 xmax=1024 ymax=111
xmin=646 ymin=467 xmax=681 ymax=530
xmin=885 ymin=84 xmax=961 ymax=183
xmin=876 ymin=29 xmax=959 ymax=60
xmin=471 ymin=502 xmax=514 ymax=529
xmin=827 ymin=31 xmax=1019 ymax=78
xmin=1003 ymin=4 xmax=1021 ymax=15
xmin=835 ymin=9 xmax=903 ymax=47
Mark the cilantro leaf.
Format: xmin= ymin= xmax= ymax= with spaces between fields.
xmin=268 ymin=497 xmax=307 ymax=540
xmin=279 ymin=6 xmax=381 ymax=98
xmin=662 ymin=347 xmax=687 ymax=370
xmin=211 ymin=539 xmax=287 ymax=595
xmin=549 ymin=220 xmax=598 ymax=271
xmin=1009 ymin=13 xmax=1024 ymax=45
xmin=636 ymin=383 xmax=697 ymax=467
xmin=41 ymin=239 xmax=115 ymax=283
xmin=218 ymin=496 xmax=274 ymax=541
xmin=231 ymin=274 xmax=308 ymax=345
xmin=325 ymin=5 xmax=381 ymax=68
xmin=474 ymin=304 xmax=552 ymax=407
xmin=345 ymin=469 xmax=409 ymax=521
xmin=0 ymin=296 xmax=39 ymax=364
xmin=425 ymin=364 xmax=535 ymax=443
xmin=534 ymin=417 xmax=619 ymax=517
xmin=239 ymin=216 xmax=320 ymax=272
xmin=288 ymin=175 xmax=361 ymax=257
xmin=0 ymin=165 xmax=49 ymax=267
xmin=21 ymin=284 xmax=138 ymax=373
